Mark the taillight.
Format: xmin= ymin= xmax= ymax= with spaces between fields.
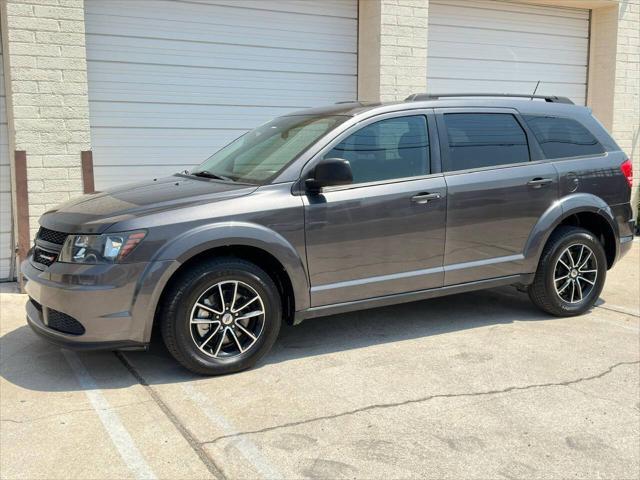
xmin=620 ymin=159 xmax=633 ymax=188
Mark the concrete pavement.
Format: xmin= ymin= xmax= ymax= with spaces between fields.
xmin=1 ymin=242 xmax=638 ymax=479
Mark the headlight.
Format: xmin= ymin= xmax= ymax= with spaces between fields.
xmin=58 ymin=231 xmax=146 ymax=264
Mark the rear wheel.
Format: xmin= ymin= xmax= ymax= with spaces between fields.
xmin=528 ymin=226 xmax=607 ymax=316
xmin=161 ymin=257 xmax=281 ymax=375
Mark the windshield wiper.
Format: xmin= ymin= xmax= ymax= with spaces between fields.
xmin=190 ymin=170 xmax=235 ymax=182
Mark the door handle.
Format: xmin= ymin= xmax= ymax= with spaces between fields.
xmin=527 ymin=177 xmax=553 ymax=188
xmin=411 ymin=192 xmax=441 ymax=204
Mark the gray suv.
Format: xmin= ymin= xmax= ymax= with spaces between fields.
xmin=23 ymin=93 xmax=635 ymax=375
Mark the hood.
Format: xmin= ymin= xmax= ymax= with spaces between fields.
xmin=39 ymin=175 xmax=258 ymax=234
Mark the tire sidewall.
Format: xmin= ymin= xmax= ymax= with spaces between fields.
xmin=543 ymin=231 xmax=607 ymax=315
xmin=169 ymin=262 xmax=281 ymax=374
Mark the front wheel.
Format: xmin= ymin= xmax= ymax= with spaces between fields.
xmin=160 ymin=257 xmax=282 ymax=375
xmin=528 ymin=226 xmax=607 ymax=317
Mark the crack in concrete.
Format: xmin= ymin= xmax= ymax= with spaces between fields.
xmin=201 ymin=360 xmax=639 ymax=446
xmin=115 ymin=351 xmax=227 ymax=480
xmin=0 ymin=399 xmax=154 ymax=425
xmin=595 ymin=303 xmax=640 ymax=319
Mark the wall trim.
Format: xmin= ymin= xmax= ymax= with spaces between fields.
xmin=81 ymin=151 xmax=95 ymax=194
xmin=14 ymin=151 xmax=29 ymax=288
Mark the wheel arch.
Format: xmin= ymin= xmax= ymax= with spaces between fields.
xmin=136 ymin=222 xmax=309 ymax=342
xmin=523 ymin=193 xmax=619 ymax=272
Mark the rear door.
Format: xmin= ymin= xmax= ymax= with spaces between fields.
xmin=436 ymin=108 xmax=558 ymax=285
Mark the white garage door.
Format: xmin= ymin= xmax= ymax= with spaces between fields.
xmin=85 ymin=0 xmax=358 ymax=189
xmin=0 ymin=36 xmax=14 ymax=281
xmin=427 ymin=0 xmax=590 ymax=105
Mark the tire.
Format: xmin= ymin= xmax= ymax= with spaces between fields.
xmin=528 ymin=226 xmax=607 ymax=317
xmin=160 ymin=257 xmax=282 ymax=375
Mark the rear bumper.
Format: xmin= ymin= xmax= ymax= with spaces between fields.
xmin=618 ymin=234 xmax=634 ymax=261
xmin=22 ymin=257 xmax=177 ymax=349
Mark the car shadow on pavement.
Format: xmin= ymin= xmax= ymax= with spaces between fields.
xmin=1 ymin=286 xmax=557 ymax=392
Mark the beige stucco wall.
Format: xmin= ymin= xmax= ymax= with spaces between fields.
xmin=1 ymin=0 xmax=90 ymax=241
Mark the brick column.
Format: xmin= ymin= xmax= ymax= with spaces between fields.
xmin=588 ymin=1 xmax=640 ymax=219
xmin=611 ymin=0 xmax=639 ymax=218
xmin=358 ymin=0 xmax=429 ymax=102
xmin=1 ymin=0 xmax=91 ymax=242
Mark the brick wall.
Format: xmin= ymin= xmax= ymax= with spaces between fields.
xmin=612 ymin=0 xmax=639 ymax=214
xmin=1 ymin=0 xmax=90 ymax=240
xmin=358 ymin=0 xmax=429 ymax=102
xmin=379 ymin=0 xmax=429 ymax=101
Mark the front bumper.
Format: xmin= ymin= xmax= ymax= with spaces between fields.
xmin=22 ymin=257 xmax=177 ymax=350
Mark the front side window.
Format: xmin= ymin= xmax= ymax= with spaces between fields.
xmin=192 ymin=115 xmax=347 ymax=183
xmin=324 ymin=115 xmax=429 ymax=184
xmin=523 ymin=115 xmax=605 ymax=159
xmin=443 ymin=113 xmax=530 ymax=172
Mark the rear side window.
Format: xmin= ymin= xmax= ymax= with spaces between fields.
xmin=523 ymin=115 xmax=605 ymax=159
xmin=324 ymin=115 xmax=429 ymax=184
xmin=443 ymin=113 xmax=529 ymax=172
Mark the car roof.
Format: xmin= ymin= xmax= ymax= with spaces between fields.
xmin=285 ymin=96 xmax=591 ymax=119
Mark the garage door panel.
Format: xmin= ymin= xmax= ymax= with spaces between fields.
xmin=432 ymin=2 xmax=588 ymax=38
xmin=87 ymin=64 xmax=355 ymax=105
xmin=0 ymin=167 xmax=10 ymax=192
xmin=86 ymin=37 xmax=356 ymax=76
xmin=90 ymin=102 xmax=298 ymax=129
xmin=86 ymin=0 xmax=357 ymax=28
xmin=88 ymin=84 xmax=354 ymax=108
xmin=0 ymin=35 xmax=12 ymax=280
xmin=86 ymin=0 xmax=357 ymax=190
xmin=429 ymin=58 xmax=587 ymax=84
xmin=427 ymin=0 xmax=589 ymax=106
xmin=428 ymin=24 xmax=588 ymax=53
xmin=91 ymin=128 xmax=244 ymax=148
xmin=94 ymin=165 xmax=192 ymax=190
xmin=446 ymin=0 xmax=589 ymax=20
xmin=428 ymin=40 xmax=587 ymax=67
xmin=0 ymin=263 xmax=10 ymax=280
xmin=0 ymin=193 xmax=11 ymax=217
xmin=91 ymin=147 xmax=219 ymax=166
xmin=85 ymin=20 xmax=355 ymax=55
xmin=85 ymin=2 xmax=356 ymax=51
xmin=187 ymin=0 xmax=358 ymax=18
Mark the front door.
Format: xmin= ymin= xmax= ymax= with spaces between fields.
xmin=303 ymin=113 xmax=447 ymax=306
xmin=436 ymin=110 xmax=559 ymax=285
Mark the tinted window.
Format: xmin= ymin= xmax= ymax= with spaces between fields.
xmin=523 ymin=115 xmax=605 ymax=159
xmin=443 ymin=113 xmax=529 ymax=171
xmin=324 ymin=115 xmax=429 ymax=183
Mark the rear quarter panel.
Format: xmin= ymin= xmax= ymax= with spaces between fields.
xmin=553 ymin=151 xmax=631 ymax=206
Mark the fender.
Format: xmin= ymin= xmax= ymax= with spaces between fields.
xmin=522 ymin=193 xmax=619 ymax=272
xmin=129 ymin=221 xmax=311 ymax=343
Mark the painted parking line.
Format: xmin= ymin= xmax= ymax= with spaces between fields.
xmin=182 ymin=383 xmax=283 ymax=480
xmin=62 ymin=350 xmax=157 ymax=480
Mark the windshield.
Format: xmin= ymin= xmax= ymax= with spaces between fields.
xmin=191 ymin=115 xmax=348 ymax=183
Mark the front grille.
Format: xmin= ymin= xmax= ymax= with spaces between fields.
xmin=37 ymin=227 xmax=69 ymax=246
xmin=47 ymin=309 xmax=85 ymax=335
xmin=29 ymin=297 xmax=43 ymax=313
xmin=33 ymin=247 xmax=58 ymax=267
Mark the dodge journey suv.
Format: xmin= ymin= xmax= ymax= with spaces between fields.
xmin=24 ymin=93 xmax=635 ymax=375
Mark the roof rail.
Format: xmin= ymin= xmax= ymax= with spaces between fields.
xmin=405 ymin=93 xmax=574 ymax=104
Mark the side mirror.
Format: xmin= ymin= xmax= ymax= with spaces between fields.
xmin=305 ymin=158 xmax=353 ymax=193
